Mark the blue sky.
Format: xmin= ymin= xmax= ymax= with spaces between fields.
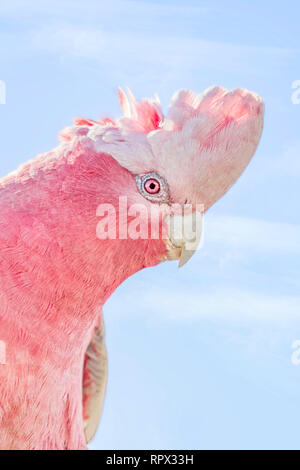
xmin=1 ymin=0 xmax=300 ymax=450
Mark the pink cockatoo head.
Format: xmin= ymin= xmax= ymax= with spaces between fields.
xmin=0 ymin=85 xmax=264 ymax=450
xmin=66 ymin=85 xmax=264 ymax=266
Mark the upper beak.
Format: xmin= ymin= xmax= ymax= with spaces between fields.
xmin=166 ymin=211 xmax=203 ymax=267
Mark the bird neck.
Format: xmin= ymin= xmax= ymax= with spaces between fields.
xmin=0 ymin=142 xmax=166 ymax=449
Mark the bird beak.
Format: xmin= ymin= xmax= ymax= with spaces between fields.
xmin=178 ymin=244 xmax=199 ymax=268
xmin=166 ymin=211 xmax=203 ymax=267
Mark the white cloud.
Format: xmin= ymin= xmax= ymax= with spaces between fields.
xmin=0 ymin=1 xmax=296 ymax=84
xmin=107 ymin=215 xmax=300 ymax=324
xmin=204 ymin=214 xmax=300 ymax=255
xmin=26 ymin=23 xmax=294 ymax=73
xmin=109 ymin=281 xmax=300 ymax=323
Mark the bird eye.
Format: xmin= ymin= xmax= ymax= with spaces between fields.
xmin=136 ymin=172 xmax=169 ymax=203
xmin=144 ymin=178 xmax=160 ymax=194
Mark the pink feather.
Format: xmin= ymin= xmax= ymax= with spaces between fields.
xmin=0 ymin=86 xmax=264 ymax=449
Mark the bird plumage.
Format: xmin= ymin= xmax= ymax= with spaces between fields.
xmin=0 ymin=86 xmax=264 ymax=449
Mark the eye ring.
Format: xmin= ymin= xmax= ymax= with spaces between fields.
xmin=136 ymin=172 xmax=169 ymax=203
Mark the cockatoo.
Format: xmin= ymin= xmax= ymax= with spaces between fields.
xmin=0 ymin=86 xmax=264 ymax=449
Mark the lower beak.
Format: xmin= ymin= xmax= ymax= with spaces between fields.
xmin=166 ymin=211 xmax=203 ymax=267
